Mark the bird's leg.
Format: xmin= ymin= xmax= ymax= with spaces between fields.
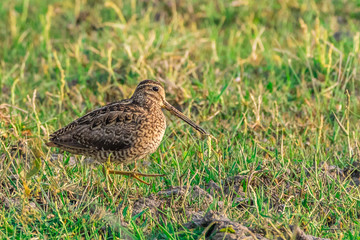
xmin=103 ymin=156 xmax=113 ymax=186
xmin=133 ymin=160 xmax=137 ymax=171
xmin=108 ymin=170 xmax=165 ymax=185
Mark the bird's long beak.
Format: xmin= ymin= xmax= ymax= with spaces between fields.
xmin=163 ymin=100 xmax=208 ymax=136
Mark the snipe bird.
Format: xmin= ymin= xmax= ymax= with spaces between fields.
xmin=46 ymin=80 xmax=209 ymax=184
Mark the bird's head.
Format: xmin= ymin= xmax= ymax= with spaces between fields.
xmin=132 ymin=79 xmax=208 ymax=136
xmin=132 ymin=79 xmax=166 ymax=107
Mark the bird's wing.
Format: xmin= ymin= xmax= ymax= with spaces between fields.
xmin=48 ymin=100 xmax=144 ymax=152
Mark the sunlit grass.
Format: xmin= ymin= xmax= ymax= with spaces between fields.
xmin=1 ymin=0 xmax=360 ymax=239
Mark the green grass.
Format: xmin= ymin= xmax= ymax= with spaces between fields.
xmin=1 ymin=0 xmax=360 ymax=239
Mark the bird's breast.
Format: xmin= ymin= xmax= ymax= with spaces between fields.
xmin=136 ymin=109 xmax=166 ymax=153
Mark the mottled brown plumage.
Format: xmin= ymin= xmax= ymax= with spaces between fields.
xmin=47 ymin=80 xmax=209 ymax=184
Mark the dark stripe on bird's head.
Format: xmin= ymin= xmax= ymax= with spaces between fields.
xmin=137 ymin=79 xmax=162 ymax=87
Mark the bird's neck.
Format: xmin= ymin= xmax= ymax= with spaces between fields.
xmin=132 ymin=96 xmax=161 ymax=110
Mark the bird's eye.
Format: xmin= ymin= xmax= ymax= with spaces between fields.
xmin=152 ymin=86 xmax=159 ymax=92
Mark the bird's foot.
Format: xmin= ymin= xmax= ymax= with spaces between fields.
xmin=108 ymin=170 xmax=165 ymax=185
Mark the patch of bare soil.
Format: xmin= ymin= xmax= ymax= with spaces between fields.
xmin=184 ymin=211 xmax=267 ymax=240
xmin=183 ymin=211 xmax=330 ymax=240
xmin=343 ymin=161 xmax=360 ymax=186
xmin=312 ymin=161 xmax=360 ymax=186
xmin=131 ymin=185 xmax=214 ymax=221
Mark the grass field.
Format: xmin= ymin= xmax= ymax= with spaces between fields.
xmin=1 ymin=0 xmax=360 ymax=239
